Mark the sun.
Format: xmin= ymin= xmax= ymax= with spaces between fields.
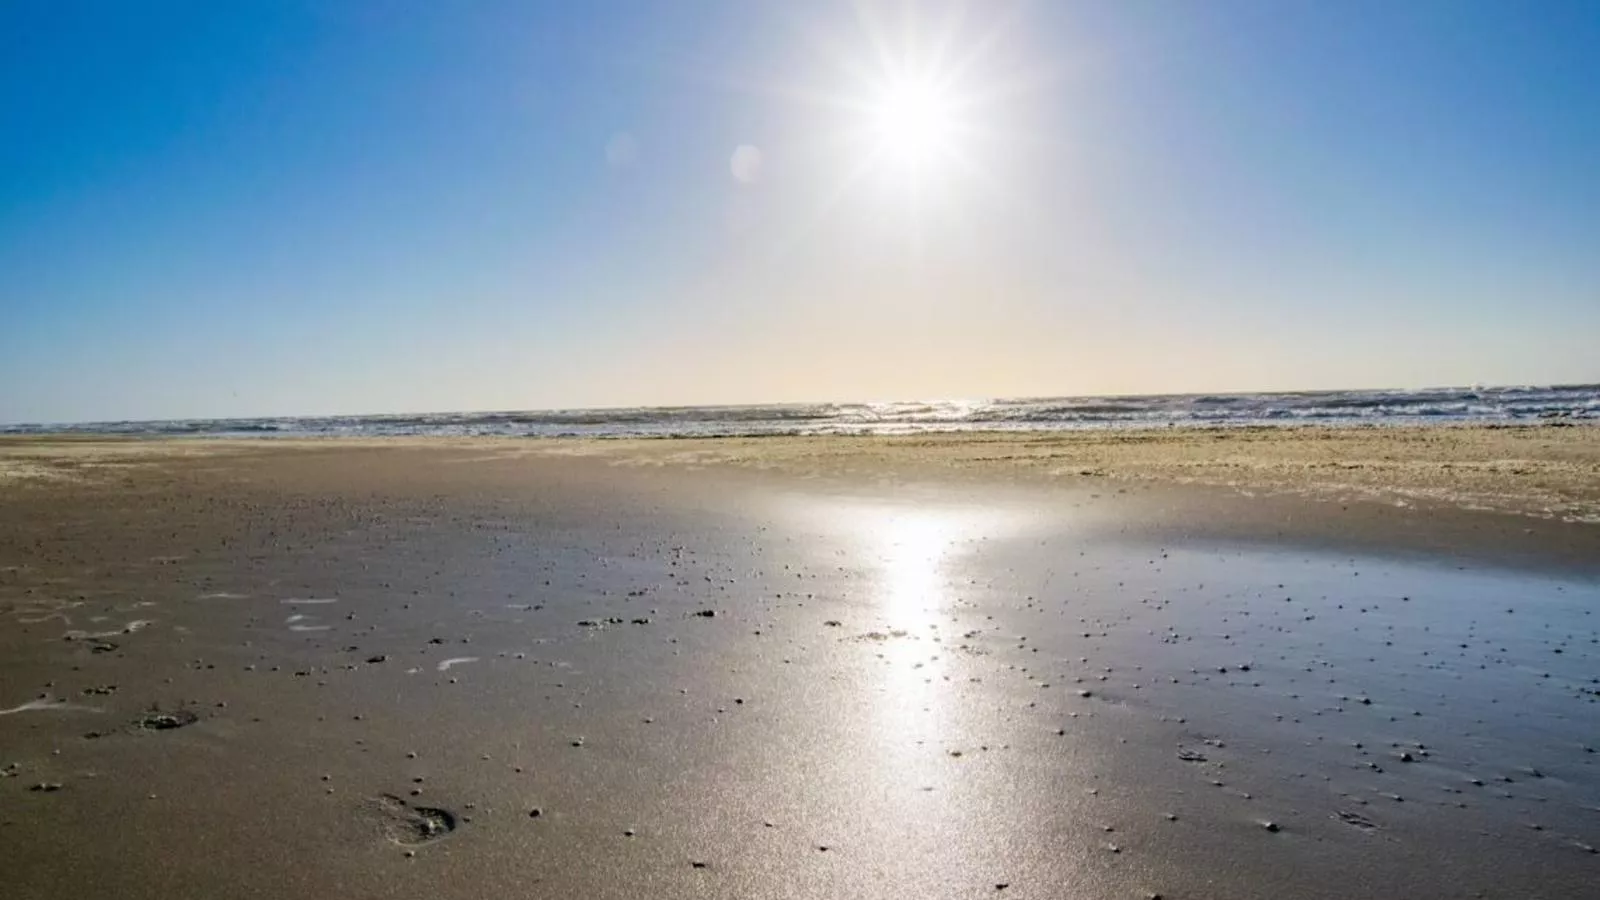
xmin=869 ymin=76 xmax=958 ymax=171
xmin=766 ymin=0 xmax=1044 ymax=225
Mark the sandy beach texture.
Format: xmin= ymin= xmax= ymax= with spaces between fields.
xmin=2 ymin=425 xmax=1597 ymax=899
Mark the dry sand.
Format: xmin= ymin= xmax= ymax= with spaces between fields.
xmin=1 ymin=428 xmax=1597 ymax=898
xmin=531 ymin=423 xmax=1600 ymax=522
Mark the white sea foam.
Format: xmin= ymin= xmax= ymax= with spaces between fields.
xmin=5 ymin=385 xmax=1593 ymax=438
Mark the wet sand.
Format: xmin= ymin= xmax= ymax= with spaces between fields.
xmin=2 ymin=431 xmax=1597 ymax=899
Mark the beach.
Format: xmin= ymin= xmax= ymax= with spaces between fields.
xmin=2 ymin=425 xmax=1597 ymax=899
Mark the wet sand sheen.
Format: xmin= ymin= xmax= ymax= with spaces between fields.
xmin=1 ymin=437 xmax=1597 ymax=899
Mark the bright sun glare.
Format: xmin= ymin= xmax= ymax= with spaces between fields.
xmin=870 ymin=76 xmax=957 ymax=170
xmin=778 ymin=1 xmax=1036 ymax=223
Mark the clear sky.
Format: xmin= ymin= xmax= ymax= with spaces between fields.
xmin=2 ymin=0 xmax=1597 ymax=423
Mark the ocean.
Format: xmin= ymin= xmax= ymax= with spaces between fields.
xmin=4 ymin=385 xmax=1595 ymax=439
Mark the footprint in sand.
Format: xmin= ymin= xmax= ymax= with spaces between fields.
xmin=1335 ymin=809 xmax=1379 ymax=831
xmin=133 ymin=708 xmax=199 ymax=731
xmin=369 ymin=794 xmax=458 ymax=846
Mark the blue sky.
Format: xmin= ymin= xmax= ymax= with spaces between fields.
xmin=2 ymin=0 xmax=1597 ymax=423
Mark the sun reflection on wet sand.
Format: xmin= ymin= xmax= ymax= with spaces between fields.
xmin=801 ymin=500 xmax=1036 ymax=814
xmin=871 ymin=512 xmax=956 ymax=796
xmin=878 ymin=512 xmax=952 ymax=633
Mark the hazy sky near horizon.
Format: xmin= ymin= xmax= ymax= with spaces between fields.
xmin=3 ymin=0 xmax=1598 ymax=423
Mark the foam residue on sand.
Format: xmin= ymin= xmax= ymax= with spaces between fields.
xmin=64 ymin=619 xmax=152 ymax=640
xmin=285 ymin=613 xmax=331 ymax=632
xmin=0 ymin=698 xmax=102 ymax=716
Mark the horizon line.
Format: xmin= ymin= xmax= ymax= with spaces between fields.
xmin=5 ymin=380 xmax=1598 ymax=430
